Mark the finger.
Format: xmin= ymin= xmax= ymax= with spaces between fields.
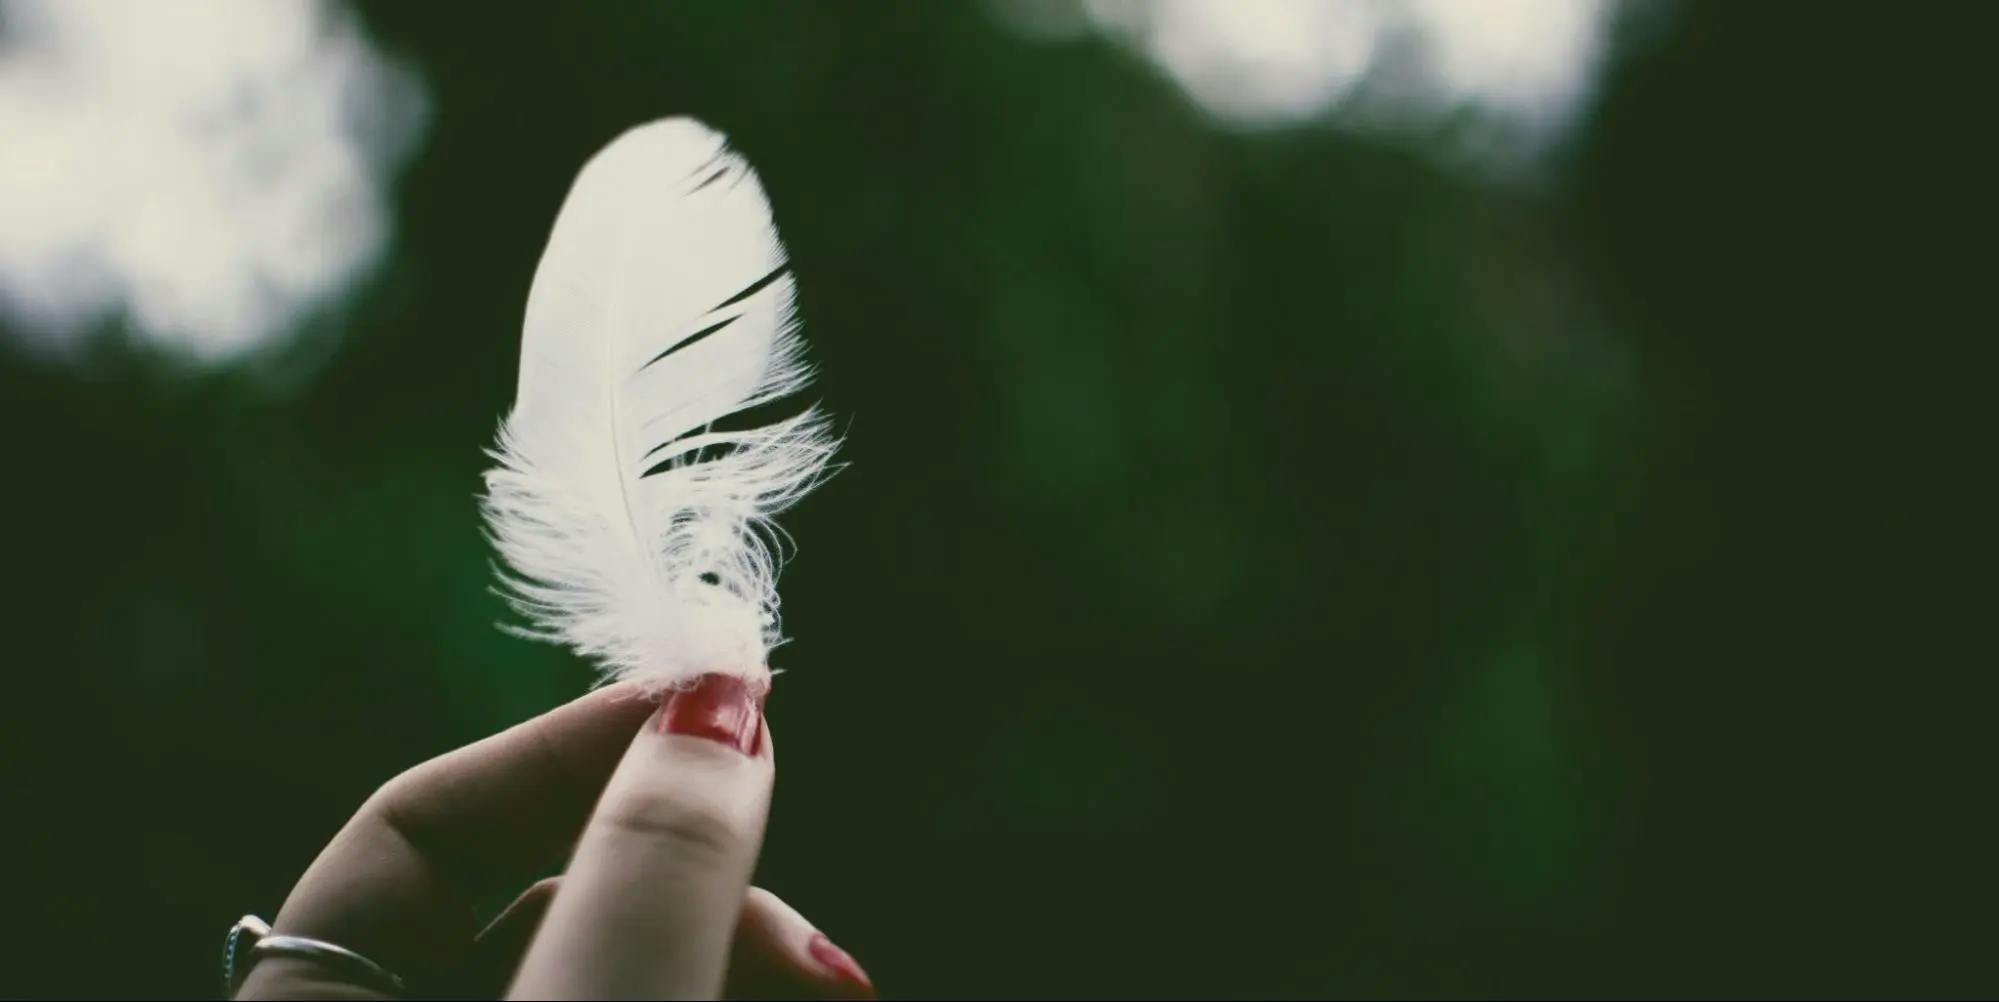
xmin=476 ymin=876 xmax=563 ymax=963
xmin=241 ymin=682 xmax=657 ymax=997
xmin=509 ymin=673 xmax=775 ymax=999
xmin=230 ymin=956 xmax=399 ymax=1002
xmin=460 ymin=881 xmax=878 ymax=1001
xmin=373 ymin=680 xmax=661 ymax=892
xmin=437 ymin=876 xmax=564 ymax=999
xmin=726 ymin=887 xmax=878 ymax=1001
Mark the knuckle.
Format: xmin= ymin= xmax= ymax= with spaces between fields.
xmin=368 ymin=769 xmax=418 ymax=810
xmin=594 ymin=790 xmax=749 ymax=861
xmin=363 ymin=766 xmax=429 ymax=823
xmin=358 ymin=763 xmax=451 ymax=848
xmin=358 ymin=776 xmax=412 ymax=829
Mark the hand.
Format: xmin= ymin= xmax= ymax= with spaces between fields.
xmin=235 ymin=676 xmax=875 ymax=1000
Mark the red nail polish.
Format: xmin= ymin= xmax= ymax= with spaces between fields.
xmin=808 ymin=933 xmax=876 ymax=997
xmin=656 ymin=674 xmax=762 ymax=755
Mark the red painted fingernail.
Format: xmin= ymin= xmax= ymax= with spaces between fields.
xmin=808 ymin=933 xmax=876 ymax=997
xmin=656 ymin=674 xmax=762 ymax=755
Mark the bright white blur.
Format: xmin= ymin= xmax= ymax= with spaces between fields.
xmin=997 ymin=0 xmax=1621 ymax=170
xmin=0 ymin=0 xmax=426 ymax=362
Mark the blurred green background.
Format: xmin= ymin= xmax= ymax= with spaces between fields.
xmin=1 ymin=1 xmax=1988 ymax=997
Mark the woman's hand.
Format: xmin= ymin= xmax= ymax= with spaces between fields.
xmin=236 ymin=676 xmax=875 ymax=1000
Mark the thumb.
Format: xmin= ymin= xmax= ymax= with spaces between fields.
xmin=508 ymin=673 xmax=774 ymax=1000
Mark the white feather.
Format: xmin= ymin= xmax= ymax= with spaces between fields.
xmin=481 ymin=118 xmax=837 ymax=695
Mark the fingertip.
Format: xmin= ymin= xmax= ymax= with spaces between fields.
xmin=554 ymin=678 xmax=665 ymax=741
xmin=807 ymin=933 xmax=877 ymax=1000
xmin=582 ymin=677 xmax=658 ymax=715
xmin=730 ymin=888 xmax=875 ymax=1000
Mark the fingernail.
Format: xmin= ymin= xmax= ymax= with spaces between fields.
xmin=656 ymin=673 xmax=762 ymax=755
xmin=807 ymin=933 xmax=876 ymax=997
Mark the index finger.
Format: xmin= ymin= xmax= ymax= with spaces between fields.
xmin=378 ymin=680 xmax=659 ymax=892
xmin=243 ymin=682 xmax=657 ymax=994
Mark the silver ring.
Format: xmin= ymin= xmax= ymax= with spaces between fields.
xmin=223 ymin=914 xmax=408 ymax=997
